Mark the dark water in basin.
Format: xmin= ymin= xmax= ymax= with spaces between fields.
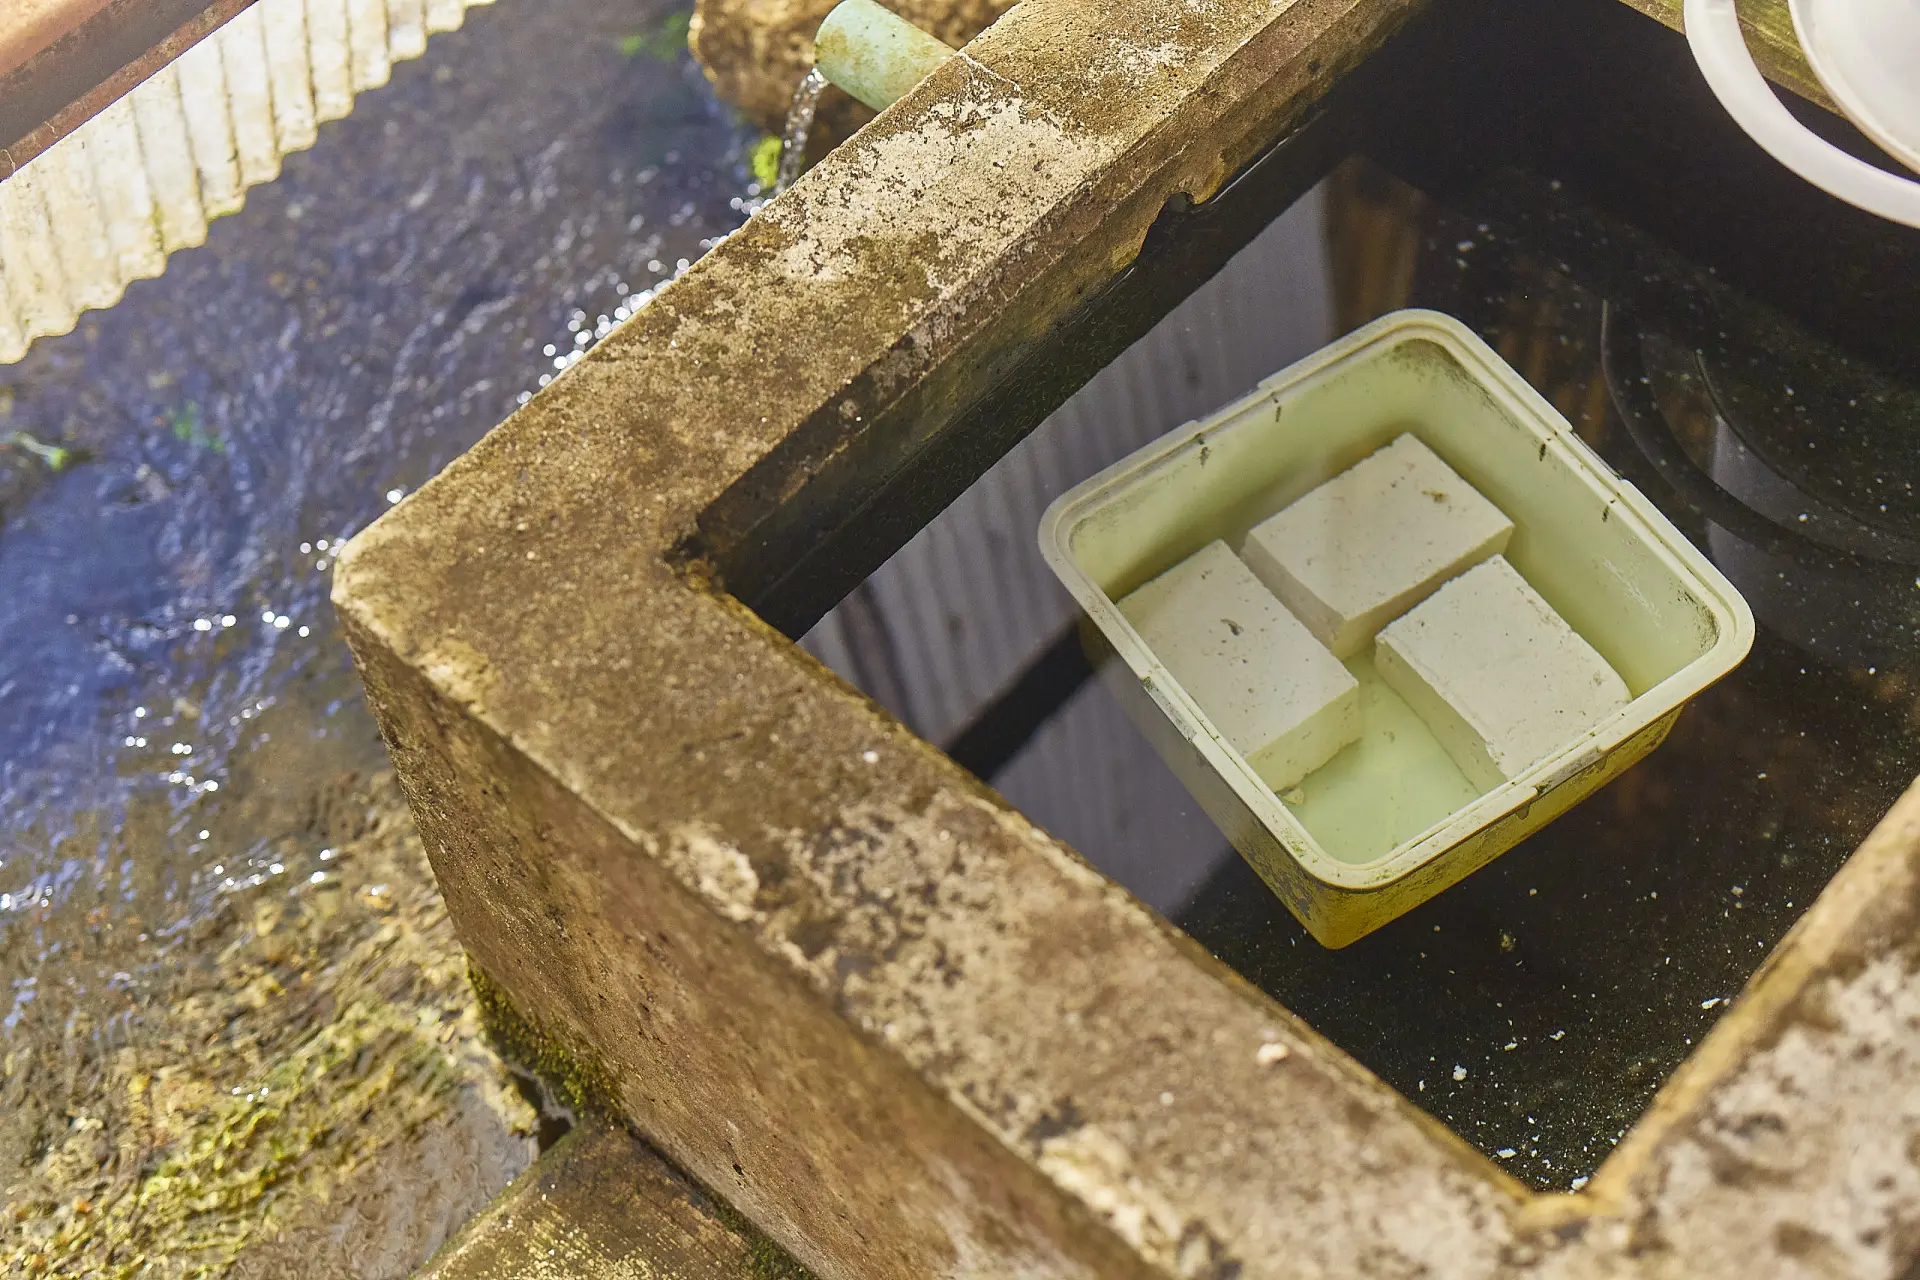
xmin=794 ymin=0 xmax=1920 ymax=1191
xmin=1174 ymin=167 xmax=1920 ymax=1185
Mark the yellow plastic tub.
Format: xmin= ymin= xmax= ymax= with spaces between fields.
xmin=1038 ymin=310 xmax=1754 ymax=947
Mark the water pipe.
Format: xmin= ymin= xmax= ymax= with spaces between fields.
xmin=813 ymin=0 xmax=958 ymax=112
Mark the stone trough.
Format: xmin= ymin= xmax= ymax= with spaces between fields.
xmin=331 ymin=0 xmax=1920 ymax=1274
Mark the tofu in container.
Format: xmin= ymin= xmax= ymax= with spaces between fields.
xmin=1039 ymin=310 xmax=1753 ymax=947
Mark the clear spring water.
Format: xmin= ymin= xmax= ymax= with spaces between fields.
xmin=777 ymin=68 xmax=831 ymax=195
xmin=0 ymin=0 xmax=759 ymax=1268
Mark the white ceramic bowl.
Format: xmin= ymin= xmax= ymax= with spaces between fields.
xmin=1685 ymin=0 xmax=1920 ymax=226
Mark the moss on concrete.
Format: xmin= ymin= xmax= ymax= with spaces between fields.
xmin=468 ymin=963 xmax=622 ymax=1121
xmin=707 ymin=1200 xmax=821 ymax=1280
xmin=467 ymin=965 xmax=816 ymax=1279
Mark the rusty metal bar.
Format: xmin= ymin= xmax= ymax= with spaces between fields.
xmin=0 ymin=0 xmax=259 ymax=176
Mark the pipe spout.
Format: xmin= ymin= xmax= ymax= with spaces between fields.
xmin=813 ymin=0 xmax=958 ymax=112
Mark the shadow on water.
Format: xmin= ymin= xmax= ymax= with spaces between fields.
xmin=0 ymin=0 xmax=757 ymax=1269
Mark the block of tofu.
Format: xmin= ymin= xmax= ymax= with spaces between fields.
xmin=1119 ymin=541 xmax=1360 ymax=792
xmin=1240 ymin=434 xmax=1513 ymax=657
xmin=1375 ymin=555 xmax=1630 ymax=791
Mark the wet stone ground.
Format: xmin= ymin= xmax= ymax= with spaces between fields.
xmin=0 ymin=1 xmax=760 ymax=1272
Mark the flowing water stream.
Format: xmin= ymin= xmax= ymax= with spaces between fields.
xmin=776 ymin=68 xmax=831 ymax=194
xmin=0 ymin=2 xmax=757 ymax=1271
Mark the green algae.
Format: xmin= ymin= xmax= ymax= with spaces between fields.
xmin=2 ymin=775 xmax=536 ymax=1278
xmin=165 ymin=403 xmax=224 ymax=454
xmin=11 ymin=1001 xmax=454 ymax=1277
xmin=468 ymin=963 xmax=621 ymax=1120
xmin=5 ymin=431 xmax=75 ymax=472
xmin=750 ymin=136 xmax=783 ymax=191
xmin=620 ymin=10 xmax=694 ymax=62
xmin=467 ymin=967 xmax=817 ymax=1280
xmin=708 ymin=1200 xmax=822 ymax=1280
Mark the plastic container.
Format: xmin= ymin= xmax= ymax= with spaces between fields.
xmin=1039 ymin=310 xmax=1754 ymax=947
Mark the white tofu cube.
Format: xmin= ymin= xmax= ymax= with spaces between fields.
xmin=1240 ymin=434 xmax=1513 ymax=657
xmin=1119 ymin=541 xmax=1360 ymax=792
xmin=1375 ymin=555 xmax=1630 ymax=791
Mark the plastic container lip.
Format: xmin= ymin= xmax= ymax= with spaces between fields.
xmin=1039 ymin=309 xmax=1756 ymax=895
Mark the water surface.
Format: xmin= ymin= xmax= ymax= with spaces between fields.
xmin=0 ymin=1 xmax=756 ymax=1269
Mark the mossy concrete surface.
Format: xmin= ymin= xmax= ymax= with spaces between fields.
xmin=417 ymin=1120 xmax=813 ymax=1280
xmin=690 ymin=0 xmax=1841 ymax=142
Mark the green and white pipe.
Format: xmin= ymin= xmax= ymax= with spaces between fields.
xmin=813 ymin=0 xmax=957 ymax=112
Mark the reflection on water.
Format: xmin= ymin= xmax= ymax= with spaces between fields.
xmin=0 ymin=0 xmax=754 ymax=1270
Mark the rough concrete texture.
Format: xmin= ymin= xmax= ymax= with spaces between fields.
xmin=418 ymin=1121 xmax=801 ymax=1279
xmin=333 ymin=0 xmax=1920 ymax=1274
xmin=1555 ymin=779 xmax=1920 ymax=1278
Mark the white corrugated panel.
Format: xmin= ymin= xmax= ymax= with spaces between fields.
xmin=0 ymin=0 xmax=493 ymax=363
xmin=87 ymin=94 xmax=169 ymax=282
xmin=0 ymin=168 xmax=74 ymax=340
xmin=387 ymin=0 xmax=429 ymax=60
xmin=175 ymin=35 xmax=247 ymax=217
xmin=262 ymin=0 xmax=321 ymax=153
xmin=34 ymin=132 xmax=121 ymax=310
xmin=129 ymin=67 xmax=213 ymax=252
xmin=307 ymin=0 xmax=357 ymax=120
xmin=348 ymin=0 xmax=394 ymax=90
xmin=803 ymin=187 xmax=1334 ymax=913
